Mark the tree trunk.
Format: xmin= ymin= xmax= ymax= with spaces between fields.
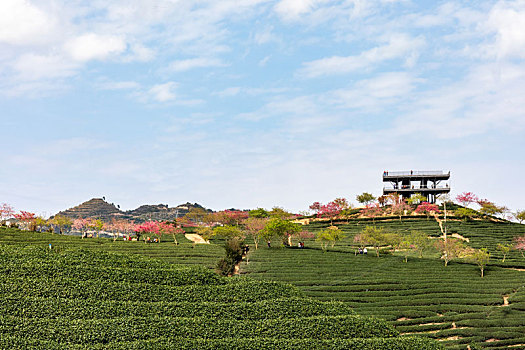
xmin=481 ymin=268 xmax=484 ymax=278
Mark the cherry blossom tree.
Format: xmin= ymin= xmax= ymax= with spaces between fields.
xmin=309 ymin=202 xmax=322 ymax=215
xmin=415 ymin=202 xmax=441 ymax=219
xmin=159 ymin=221 xmax=183 ymax=244
xmin=456 ymin=192 xmax=478 ymax=208
xmin=391 ymin=200 xmax=412 ymax=222
xmin=360 ymin=203 xmax=383 ymax=223
xmin=514 ymin=235 xmax=525 ymax=258
xmin=0 ymin=203 xmax=15 ymax=222
xmin=135 ymin=221 xmax=160 ymax=242
xmin=244 ymin=217 xmax=268 ymax=249
xmin=73 ymin=218 xmax=92 ymax=238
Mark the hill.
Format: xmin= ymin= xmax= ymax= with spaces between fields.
xmin=0 ymin=231 xmax=440 ymax=349
xmin=241 ymin=218 xmax=525 ymax=349
xmin=54 ymin=198 xmax=210 ymax=222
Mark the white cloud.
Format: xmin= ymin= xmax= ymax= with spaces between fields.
xmin=298 ymin=34 xmax=425 ymax=77
xmin=168 ymin=57 xmax=227 ymax=72
xmin=274 ymin=0 xmax=324 ymax=21
xmin=148 ymin=82 xmax=178 ymax=102
xmin=214 ymin=87 xmax=241 ymax=97
xmin=0 ymin=0 xmax=57 ymax=46
xmin=486 ymin=1 xmax=525 ymax=59
xmin=65 ymin=33 xmax=127 ymax=62
xmin=98 ymin=81 xmax=140 ymax=90
xmin=11 ymin=53 xmax=78 ymax=80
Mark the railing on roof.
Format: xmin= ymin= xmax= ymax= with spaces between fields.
xmin=383 ymin=185 xmax=450 ymax=191
xmin=383 ymin=170 xmax=449 ymax=176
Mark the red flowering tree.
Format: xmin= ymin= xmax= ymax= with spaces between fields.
xmin=318 ymin=201 xmax=343 ymax=225
xmin=14 ymin=211 xmax=36 ymax=231
xmin=456 ymin=192 xmax=478 ymax=208
xmin=309 ymin=202 xmax=322 ymax=215
xmin=415 ymin=202 xmax=441 ymax=219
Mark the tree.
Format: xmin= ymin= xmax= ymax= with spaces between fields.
xmin=316 ymin=226 xmax=346 ymax=251
xmin=213 ymin=225 xmax=245 ymax=240
xmin=268 ymin=207 xmax=293 ymax=220
xmin=196 ymin=226 xmax=214 ymax=241
xmin=513 ymin=210 xmax=525 ymax=224
xmin=383 ymin=232 xmax=403 ymax=254
xmin=216 ymin=237 xmax=244 ymax=276
xmin=248 ymin=208 xmax=270 ymax=218
xmin=317 ymin=200 xmax=345 ymax=225
xmin=360 ymin=226 xmax=386 ymax=257
xmin=214 ymin=210 xmax=250 ymax=226
xmin=89 ymin=219 xmax=104 ymax=238
xmin=467 ymin=248 xmax=490 ymax=278
xmin=244 ymin=217 xmax=268 ymax=249
xmin=309 ymin=202 xmax=322 ymax=215
xmin=477 ymin=199 xmax=505 ymax=218
xmin=14 ymin=211 xmax=36 ymax=231
xmin=73 ymin=218 xmax=92 ymax=239
xmin=407 ymin=193 xmax=427 ymax=205
xmin=435 ymin=238 xmax=465 ymax=266
xmin=414 ymin=202 xmax=441 ymax=219
xmin=513 ymin=235 xmax=525 ymax=258
xmin=356 ymin=192 xmax=376 ymax=206
xmin=34 ymin=216 xmax=49 ymax=232
xmin=135 ymin=221 xmax=160 ymax=242
xmin=456 ymin=192 xmax=478 ymax=208
xmin=391 ymin=200 xmax=411 ymax=222
xmin=50 ymin=215 xmax=72 ymax=234
xmin=496 ymin=243 xmax=512 ymax=262
xmin=455 ymin=207 xmax=478 ymax=221
xmin=406 ymin=231 xmax=431 ymax=258
xmin=158 ymin=222 xmax=182 ymax=243
xmin=261 ymin=218 xmax=301 ymax=246
xmin=185 ymin=207 xmax=210 ymax=224
xmin=333 ymin=198 xmax=350 ymax=210
xmin=360 ymin=203 xmax=383 ymax=223
xmin=0 ymin=203 xmax=15 ymax=222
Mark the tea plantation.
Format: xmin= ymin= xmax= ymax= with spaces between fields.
xmin=0 ymin=227 xmax=440 ymax=349
xmin=242 ymin=219 xmax=525 ymax=349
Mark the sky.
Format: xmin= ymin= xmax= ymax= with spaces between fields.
xmin=1 ymin=0 xmax=524 ymax=216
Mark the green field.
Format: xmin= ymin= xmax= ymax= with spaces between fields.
xmin=0 ymin=227 xmax=439 ymax=349
xmin=242 ymin=219 xmax=525 ymax=349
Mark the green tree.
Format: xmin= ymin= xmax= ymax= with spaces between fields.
xmin=360 ymin=226 xmax=386 ymax=257
xmin=212 ymin=225 xmax=245 ymax=240
xmin=50 ymin=215 xmax=72 ymax=234
xmin=455 ymin=207 xmax=478 ymax=221
xmin=249 ymin=208 xmax=270 ymax=218
xmin=261 ymin=218 xmax=301 ymax=246
xmin=408 ymin=231 xmax=432 ymax=258
xmin=315 ymin=226 xmax=346 ymax=251
xmin=216 ymin=237 xmax=244 ymax=276
xmin=513 ymin=210 xmax=525 ymax=224
xmin=268 ymin=207 xmax=293 ymax=220
xmin=185 ymin=207 xmax=210 ymax=224
xmin=467 ymin=248 xmax=490 ymax=278
xmin=496 ymin=243 xmax=512 ymax=262
xmin=356 ymin=192 xmax=376 ymax=206
xmin=407 ymin=193 xmax=427 ymax=205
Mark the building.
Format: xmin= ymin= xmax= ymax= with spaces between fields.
xmin=383 ymin=170 xmax=450 ymax=203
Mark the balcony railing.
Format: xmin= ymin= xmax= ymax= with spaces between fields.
xmin=383 ymin=170 xmax=449 ymax=177
xmin=383 ymin=186 xmax=450 ymax=191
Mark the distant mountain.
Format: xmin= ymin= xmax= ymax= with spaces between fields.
xmin=54 ymin=198 xmax=211 ymax=222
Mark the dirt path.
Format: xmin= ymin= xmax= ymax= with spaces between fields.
xmin=184 ymin=234 xmax=210 ymax=244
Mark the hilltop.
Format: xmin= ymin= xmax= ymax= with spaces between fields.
xmin=54 ymin=198 xmax=210 ymax=222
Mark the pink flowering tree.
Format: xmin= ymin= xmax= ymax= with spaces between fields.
xmin=135 ymin=221 xmax=160 ymax=242
xmin=360 ymin=203 xmax=383 ymax=223
xmin=514 ymin=235 xmax=525 ymax=258
xmin=415 ymin=202 xmax=441 ymax=219
xmin=456 ymin=192 xmax=478 ymax=208
xmin=391 ymin=200 xmax=412 ymax=222
xmin=0 ymin=203 xmax=15 ymax=222
xmin=317 ymin=201 xmax=346 ymax=225
xmin=159 ymin=221 xmax=184 ymax=244
xmin=309 ymin=202 xmax=322 ymax=216
xmin=243 ymin=217 xmax=268 ymax=249
xmin=73 ymin=218 xmax=92 ymax=238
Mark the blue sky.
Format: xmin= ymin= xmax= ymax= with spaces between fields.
xmin=1 ymin=0 xmax=524 ymax=216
